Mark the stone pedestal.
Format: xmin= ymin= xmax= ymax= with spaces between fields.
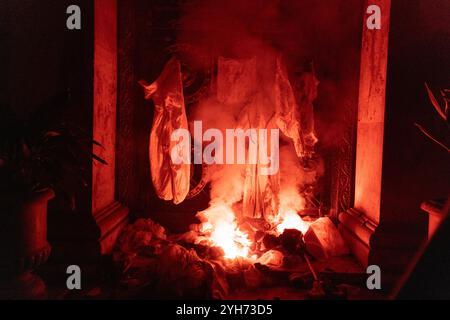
xmin=421 ymin=199 xmax=447 ymax=239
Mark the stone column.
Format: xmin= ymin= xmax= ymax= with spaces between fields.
xmin=339 ymin=0 xmax=391 ymax=268
xmin=92 ymin=0 xmax=128 ymax=254
xmin=339 ymin=0 xmax=434 ymax=288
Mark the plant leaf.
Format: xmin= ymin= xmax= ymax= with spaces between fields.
xmin=425 ymin=82 xmax=447 ymax=120
xmin=91 ymin=153 xmax=108 ymax=165
xmin=414 ymin=122 xmax=450 ymax=153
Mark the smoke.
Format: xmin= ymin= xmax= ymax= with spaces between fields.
xmin=179 ymin=0 xmax=364 ymax=150
xmin=172 ymin=0 xmax=362 ymax=258
xmin=278 ymin=143 xmax=324 ymax=213
xmin=176 ymin=1 xmax=361 ymax=248
xmin=189 ymin=96 xmax=239 ymax=133
xmin=178 ymin=0 xmax=278 ymax=61
xmin=278 ymin=145 xmax=307 ymax=213
xmin=189 ymin=96 xmax=246 ymax=208
xmin=209 ymin=164 xmax=246 ymax=207
xmin=178 ymin=0 xmax=362 ymax=65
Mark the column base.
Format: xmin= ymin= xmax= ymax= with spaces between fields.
xmin=339 ymin=208 xmax=425 ymax=289
xmin=0 ymin=272 xmax=47 ymax=300
xmin=421 ymin=199 xmax=447 ymax=239
xmin=338 ymin=208 xmax=376 ymax=266
xmin=94 ymin=201 xmax=129 ymax=255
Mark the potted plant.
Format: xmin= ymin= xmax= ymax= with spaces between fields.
xmin=414 ymin=84 xmax=449 ymax=239
xmin=0 ymin=93 xmax=106 ymax=299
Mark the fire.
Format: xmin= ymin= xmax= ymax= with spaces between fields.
xmin=198 ymin=205 xmax=310 ymax=259
xmin=210 ymin=222 xmax=251 ymax=259
xmin=199 ymin=204 xmax=252 ymax=259
xmin=276 ymin=210 xmax=310 ymax=235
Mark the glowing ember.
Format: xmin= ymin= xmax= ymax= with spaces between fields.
xmin=211 ymin=222 xmax=251 ymax=259
xmin=199 ymin=204 xmax=252 ymax=259
xmin=276 ymin=210 xmax=310 ymax=235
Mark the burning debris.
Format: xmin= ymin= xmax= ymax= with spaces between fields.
xmin=138 ymin=53 xmax=324 ymax=263
xmin=129 ymin=2 xmax=352 ymax=298
xmin=304 ymin=217 xmax=349 ymax=261
xmin=124 ymin=41 xmax=354 ymax=298
xmin=113 ymin=214 xmax=351 ymax=299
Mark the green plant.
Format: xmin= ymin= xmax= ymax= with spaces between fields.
xmin=415 ymin=83 xmax=450 ymax=153
xmin=0 ymin=92 xmax=106 ymax=208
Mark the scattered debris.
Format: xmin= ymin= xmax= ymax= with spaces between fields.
xmin=304 ymin=217 xmax=349 ymax=260
xmin=113 ymin=217 xmax=359 ymax=299
xmin=257 ymin=250 xmax=284 ymax=267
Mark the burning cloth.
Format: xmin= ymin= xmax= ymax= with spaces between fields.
xmin=139 ymin=58 xmax=190 ymax=204
xmin=216 ymin=55 xmax=317 ymax=220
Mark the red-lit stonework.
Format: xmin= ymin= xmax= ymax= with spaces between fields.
xmin=92 ymin=0 xmax=129 ymax=255
xmin=1 ymin=0 xmax=448 ymax=300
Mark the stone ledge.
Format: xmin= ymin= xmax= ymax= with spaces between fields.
xmin=94 ymin=201 xmax=129 ymax=254
xmin=339 ymin=207 xmax=426 ymax=289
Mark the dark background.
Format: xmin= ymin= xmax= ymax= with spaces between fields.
xmin=0 ymin=0 xmax=98 ymax=258
xmin=382 ymin=0 xmax=450 ymax=232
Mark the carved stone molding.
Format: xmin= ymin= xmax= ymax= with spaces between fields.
xmin=95 ymin=202 xmax=129 ymax=254
xmin=117 ymin=0 xmax=138 ymax=211
xmin=338 ymin=208 xmax=376 ymax=265
xmin=339 ymin=207 xmax=422 ymax=288
xmin=330 ymin=102 xmax=357 ymax=219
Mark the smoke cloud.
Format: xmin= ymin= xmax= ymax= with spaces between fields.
xmin=176 ymin=0 xmax=361 ymax=241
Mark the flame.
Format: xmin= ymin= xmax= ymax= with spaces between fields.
xmin=210 ymin=222 xmax=251 ymax=259
xmin=276 ymin=210 xmax=310 ymax=235
xmin=199 ymin=204 xmax=251 ymax=259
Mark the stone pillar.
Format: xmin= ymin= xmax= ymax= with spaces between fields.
xmin=92 ymin=0 xmax=128 ymax=254
xmin=339 ymin=0 xmax=435 ymax=288
xmin=353 ymin=0 xmax=391 ymax=226
xmin=339 ymin=0 xmax=391 ymax=268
